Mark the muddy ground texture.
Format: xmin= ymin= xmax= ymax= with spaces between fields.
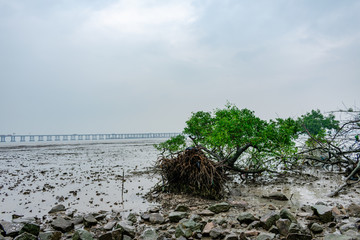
xmin=1 ymin=171 xmax=360 ymax=240
xmin=1 ymin=141 xmax=360 ymax=239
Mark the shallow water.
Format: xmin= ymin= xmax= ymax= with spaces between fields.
xmin=0 ymin=139 xmax=163 ymax=221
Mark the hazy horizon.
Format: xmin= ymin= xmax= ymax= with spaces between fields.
xmin=1 ymin=1 xmax=360 ymax=135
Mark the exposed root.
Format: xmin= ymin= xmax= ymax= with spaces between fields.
xmin=153 ymin=148 xmax=227 ymax=199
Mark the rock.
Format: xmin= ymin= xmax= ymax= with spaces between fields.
xmin=140 ymin=228 xmax=158 ymax=240
xmin=343 ymin=229 xmax=360 ymax=238
xmin=12 ymin=217 xmax=36 ymax=224
xmin=280 ymin=209 xmax=297 ymax=223
xmin=103 ymin=221 xmax=116 ymax=231
xmin=310 ymin=222 xmax=323 ymax=233
xmin=175 ymin=205 xmax=189 ymax=212
xmin=38 ymin=231 xmax=62 ymax=240
xmin=83 ymin=214 xmax=97 ymax=227
xmin=247 ymin=221 xmax=261 ymax=229
xmin=208 ymin=202 xmax=231 ymax=214
xmin=202 ymin=222 xmax=216 ymax=236
xmin=324 ymin=234 xmax=352 ymax=240
xmin=127 ymin=213 xmax=137 ymax=224
xmin=168 ymin=212 xmax=188 ymax=223
xmin=72 ymin=229 xmax=93 ymax=240
xmin=141 ymin=213 xmax=150 ymax=221
xmin=116 ymin=221 xmax=135 ymax=237
xmin=148 ymin=207 xmax=160 ymax=213
xmin=198 ymin=209 xmax=215 ymax=216
xmin=312 ymin=205 xmax=334 ymax=223
xmin=149 ymin=213 xmax=165 ymax=224
xmin=230 ymin=200 xmax=249 ymax=209
xmin=175 ymin=219 xmax=203 ymax=238
xmin=286 ymin=233 xmax=312 ymax=240
xmin=339 ymin=223 xmax=357 ymax=233
xmin=276 ymin=219 xmax=291 ymax=236
xmin=51 ymin=217 xmax=74 ymax=233
xmin=123 ymin=235 xmax=132 ymax=240
xmin=72 ymin=215 xmax=84 ymax=225
xmin=347 ymin=203 xmax=360 ymax=217
xmin=13 ymin=232 xmax=37 ymax=240
xmin=262 ymin=192 xmax=288 ymax=201
xmin=48 ymin=204 xmax=66 ymax=214
xmin=332 ymin=206 xmax=342 ymax=216
xmin=256 ymin=233 xmax=275 ymax=240
xmin=0 ymin=221 xmax=24 ymax=237
xmin=237 ymin=212 xmax=257 ymax=224
xmin=268 ymin=226 xmax=279 ymax=234
xmin=110 ymin=229 xmax=123 ymax=240
xmin=225 ymin=232 xmax=239 ymax=240
xmin=189 ymin=214 xmax=202 ymax=222
xmin=98 ymin=232 xmax=113 ymax=240
xmin=260 ymin=211 xmax=280 ymax=230
xmin=19 ymin=222 xmax=40 ymax=236
xmin=209 ymin=227 xmax=225 ymax=239
xmin=244 ymin=230 xmax=260 ymax=237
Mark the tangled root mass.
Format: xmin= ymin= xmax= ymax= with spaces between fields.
xmin=155 ymin=148 xmax=227 ymax=199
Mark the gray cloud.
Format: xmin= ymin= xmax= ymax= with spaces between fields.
xmin=1 ymin=0 xmax=359 ymax=134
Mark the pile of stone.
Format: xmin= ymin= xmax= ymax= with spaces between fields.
xmin=1 ymin=201 xmax=360 ymax=240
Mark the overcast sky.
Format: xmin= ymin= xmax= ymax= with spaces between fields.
xmin=1 ymin=0 xmax=360 ymax=135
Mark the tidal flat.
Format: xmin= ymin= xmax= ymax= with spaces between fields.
xmin=0 ymin=139 xmax=163 ymax=221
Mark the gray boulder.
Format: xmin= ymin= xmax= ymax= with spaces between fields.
xmin=208 ymin=202 xmax=231 ymax=214
xmin=83 ymin=214 xmax=97 ymax=228
xmin=13 ymin=232 xmax=37 ymax=240
xmin=262 ymin=192 xmax=288 ymax=201
xmin=312 ymin=205 xmax=334 ymax=223
xmin=149 ymin=213 xmax=165 ymax=224
xmin=225 ymin=232 xmax=239 ymax=240
xmin=103 ymin=221 xmax=116 ymax=231
xmin=0 ymin=221 xmax=24 ymax=237
xmin=49 ymin=205 xmax=66 ymax=214
xmin=116 ymin=221 xmax=135 ymax=237
xmin=51 ymin=217 xmax=74 ymax=233
xmin=175 ymin=219 xmax=203 ymax=238
xmin=260 ymin=211 xmax=280 ymax=230
xmin=72 ymin=230 xmax=93 ymax=240
xmin=310 ymin=223 xmax=323 ymax=233
xmin=280 ymin=209 xmax=297 ymax=223
xmin=209 ymin=227 xmax=225 ymax=239
xmin=276 ymin=219 xmax=291 ymax=236
xmin=38 ymin=231 xmax=62 ymax=240
xmin=237 ymin=212 xmax=258 ymax=224
xmin=175 ymin=205 xmax=189 ymax=212
xmin=168 ymin=211 xmax=188 ymax=223
xmin=19 ymin=222 xmax=40 ymax=236
xmin=140 ymin=228 xmax=158 ymax=240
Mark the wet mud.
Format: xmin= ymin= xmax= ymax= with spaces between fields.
xmin=1 ymin=139 xmax=359 ymax=225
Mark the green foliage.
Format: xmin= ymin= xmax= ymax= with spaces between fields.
xmin=157 ymin=103 xmax=301 ymax=172
xmin=298 ymin=109 xmax=339 ymax=136
xmin=154 ymin=134 xmax=186 ymax=156
xmin=298 ymin=109 xmax=339 ymax=146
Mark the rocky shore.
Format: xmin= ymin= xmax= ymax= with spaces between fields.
xmin=1 ymin=193 xmax=360 ymax=240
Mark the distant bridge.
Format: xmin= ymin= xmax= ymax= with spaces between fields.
xmin=0 ymin=133 xmax=180 ymax=143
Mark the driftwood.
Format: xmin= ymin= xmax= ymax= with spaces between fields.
xmin=328 ymin=161 xmax=360 ymax=197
